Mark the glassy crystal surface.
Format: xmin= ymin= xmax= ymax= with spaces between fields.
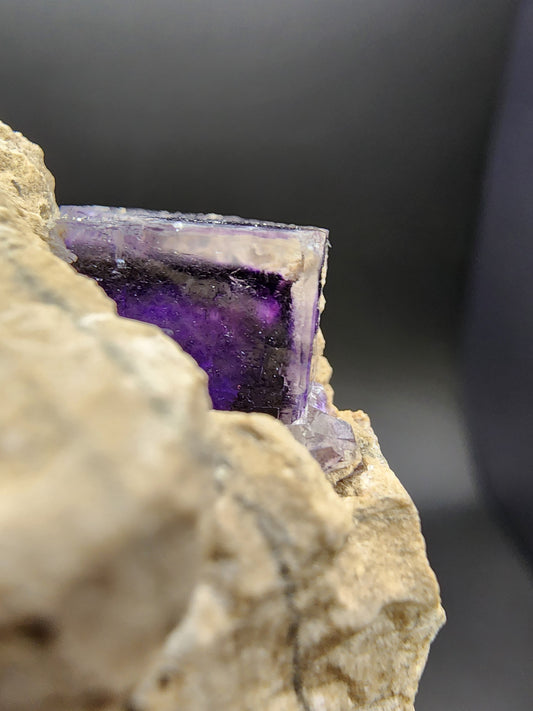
xmin=56 ymin=206 xmax=328 ymax=423
xmin=288 ymin=384 xmax=358 ymax=471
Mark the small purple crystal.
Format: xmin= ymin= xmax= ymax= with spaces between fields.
xmin=288 ymin=384 xmax=358 ymax=471
xmin=56 ymin=206 xmax=328 ymax=423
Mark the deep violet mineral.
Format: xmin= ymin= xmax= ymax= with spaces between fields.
xmin=56 ymin=205 xmax=357 ymax=471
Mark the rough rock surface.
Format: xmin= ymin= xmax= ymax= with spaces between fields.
xmin=130 ymin=408 xmax=444 ymax=711
xmin=0 ymin=122 xmax=70 ymax=260
xmin=0 ymin=123 xmax=215 ymax=710
xmin=0 ymin=121 xmax=444 ymax=711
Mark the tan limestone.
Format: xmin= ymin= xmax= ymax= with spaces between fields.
xmin=0 ymin=122 xmax=214 ymax=710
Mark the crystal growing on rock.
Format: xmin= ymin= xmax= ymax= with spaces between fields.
xmin=288 ymin=383 xmax=358 ymax=471
xmin=56 ymin=206 xmax=328 ymax=423
xmin=56 ymin=206 xmax=358 ymax=472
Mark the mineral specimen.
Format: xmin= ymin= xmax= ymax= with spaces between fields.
xmin=56 ymin=206 xmax=327 ymax=423
xmin=0 ymin=120 xmax=444 ymax=711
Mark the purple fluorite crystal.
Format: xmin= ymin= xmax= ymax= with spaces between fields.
xmin=56 ymin=206 xmax=358 ymax=473
xmin=57 ymin=206 xmax=327 ymax=422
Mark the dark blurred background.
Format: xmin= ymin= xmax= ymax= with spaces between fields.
xmin=1 ymin=1 xmax=531 ymax=708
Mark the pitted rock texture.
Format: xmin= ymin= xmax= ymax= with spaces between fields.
xmin=129 ymin=410 xmax=444 ymax=711
xmin=0 ymin=120 xmax=444 ymax=711
xmin=0 ymin=122 xmax=69 ymax=259
xmin=0 ymin=121 xmax=214 ymax=710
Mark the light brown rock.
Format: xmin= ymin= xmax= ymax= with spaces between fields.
xmin=0 ymin=122 xmax=70 ymax=260
xmin=0 ymin=120 xmax=444 ymax=711
xmin=129 ymin=409 xmax=444 ymax=711
xmin=0 ymin=121 xmax=215 ymax=710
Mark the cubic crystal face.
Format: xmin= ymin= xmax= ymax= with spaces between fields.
xmin=56 ymin=206 xmax=328 ymax=423
xmin=288 ymin=384 xmax=359 ymax=471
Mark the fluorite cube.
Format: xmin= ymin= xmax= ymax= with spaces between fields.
xmin=56 ymin=206 xmax=328 ymax=423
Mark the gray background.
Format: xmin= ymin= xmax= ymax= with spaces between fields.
xmin=1 ymin=1 xmax=531 ymax=709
